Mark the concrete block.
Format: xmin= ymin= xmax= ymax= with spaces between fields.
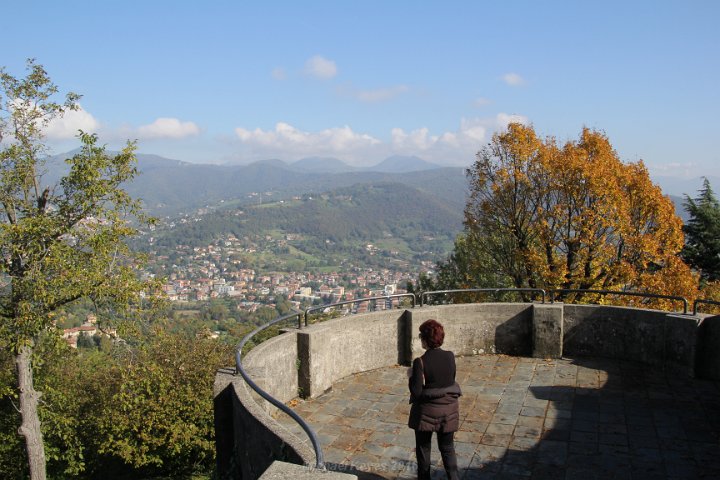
xmin=696 ymin=314 xmax=720 ymax=380
xmin=663 ymin=314 xmax=698 ymax=376
xmin=259 ymin=461 xmax=357 ymax=479
xmin=213 ymin=370 xmax=313 ymax=480
xmin=533 ymin=304 xmax=563 ymax=358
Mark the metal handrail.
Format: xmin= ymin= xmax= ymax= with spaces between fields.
xmin=420 ymin=288 xmax=546 ymax=306
xmin=233 ymin=286 xmax=708 ymax=471
xmin=549 ymin=289 xmax=689 ymax=314
xmin=302 ymin=293 xmax=416 ymax=327
xmin=234 ymin=311 xmax=324 ymax=469
xmin=693 ymin=298 xmax=720 ymax=316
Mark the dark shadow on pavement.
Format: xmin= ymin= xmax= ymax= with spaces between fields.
xmin=455 ymin=357 xmax=720 ymax=480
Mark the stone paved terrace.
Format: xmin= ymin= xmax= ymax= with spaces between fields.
xmin=273 ymin=355 xmax=720 ymax=480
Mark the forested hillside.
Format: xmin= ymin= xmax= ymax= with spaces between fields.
xmin=147 ymin=182 xmax=463 ymax=270
xmin=46 ymin=152 xmax=468 ymax=216
xmin=125 ymin=162 xmax=469 ymax=216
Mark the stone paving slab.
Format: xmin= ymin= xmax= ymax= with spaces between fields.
xmin=274 ymin=355 xmax=720 ymax=479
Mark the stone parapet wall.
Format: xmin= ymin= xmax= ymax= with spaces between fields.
xmin=215 ymin=303 xmax=720 ymax=479
xmin=697 ymin=315 xmax=720 ymax=379
xmin=562 ymin=305 xmax=700 ymax=375
xmin=243 ymin=329 xmax=299 ymax=411
xmin=214 ymin=369 xmax=313 ymax=480
xmin=298 ymin=310 xmax=408 ymax=398
xmin=410 ymin=304 xmax=535 ymax=358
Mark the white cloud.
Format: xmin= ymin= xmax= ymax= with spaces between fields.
xmin=0 ymin=102 xmax=202 ymax=151
xmin=304 ymin=55 xmax=337 ymax=79
xmin=391 ymin=114 xmax=529 ymax=154
xmin=647 ymin=162 xmax=698 ymax=178
xmin=44 ymin=105 xmax=101 ymax=139
xmin=391 ymin=127 xmax=437 ymax=150
xmin=137 ymin=118 xmax=200 ymax=139
xmin=235 ymin=122 xmax=379 ymax=159
xmin=474 ymin=97 xmax=491 ymax=107
xmin=231 ymin=113 xmax=529 ymax=166
xmin=459 ymin=120 xmax=487 ymax=142
xmin=271 ymin=67 xmax=287 ymax=80
xmin=495 ymin=113 xmax=529 ymax=127
xmin=502 ymin=73 xmax=525 ymax=86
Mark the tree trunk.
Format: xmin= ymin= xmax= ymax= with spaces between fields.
xmin=16 ymin=343 xmax=47 ymax=480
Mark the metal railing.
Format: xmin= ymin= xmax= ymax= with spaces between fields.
xmin=233 ymin=294 xmax=413 ymax=469
xmin=549 ymin=289 xmax=689 ymax=314
xmin=420 ymin=288 xmax=546 ymax=306
xmin=233 ymin=287 xmax=718 ymax=471
xmin=302 ymin=293 xmax=416 ymax=327
xmin=234 ymin=311 xmax=325 ymax=469
xmin=693 ymin=298 xmax=720 ymax=316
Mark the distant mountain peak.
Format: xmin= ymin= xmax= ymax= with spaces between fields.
xmin=290 ymin=157 xmax=354 ymax=174
xmin=367 ymin=155 xmax=442 ymax=173
xmin=246 ymin=158 xmax=289 ymax=169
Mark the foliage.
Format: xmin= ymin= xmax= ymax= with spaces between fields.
xmin=96 ymin=331 xmax=232 ymax=475
xmin=0 ymin=348 xmax=25 ymax=479
xmin=407 ymin=233 xmax=515 ymax=304
xmin=461 ymin=123 xmax=697 ymax=308
xmin=0 ymin=59 xmax=154 ymax=349
xmin=682 ymin=178 xmax=720 ymax=282
xmin=0 ymin=59 xmax=157 ymax=479
xmin=0 ymin=330 xmax=233 ymax=479
xmin=410 ymin=234 xmax=512 ymax=290
xmin=33 ymin=335 xmax=88 ymax=478
xmin=0 ymin=334 xmax=107 ymax=479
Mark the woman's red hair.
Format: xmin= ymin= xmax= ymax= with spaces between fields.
xmin=419 ymin=319 xmax=445 ymax=348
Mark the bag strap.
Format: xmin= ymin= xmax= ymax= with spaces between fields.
xmin=419 ymin=357 xmax=425 ymax=385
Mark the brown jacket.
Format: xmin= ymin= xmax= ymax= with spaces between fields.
xmin=407 ymin=348 xmax=462 ymax=432
xmin=408 ymin=382 xmax=462 ymax=431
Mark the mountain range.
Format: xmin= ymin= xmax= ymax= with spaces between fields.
xmin=45 ymin=152 xmax=467 ymax=216
xmin=44 ymin=150 xmax=716 ymax=224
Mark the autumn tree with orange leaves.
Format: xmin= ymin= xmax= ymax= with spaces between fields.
xmin=463 ymin=123 xmax=697 ymax=309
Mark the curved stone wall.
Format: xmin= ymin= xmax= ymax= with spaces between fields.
xmin=243 ymin=329 xmax=299 ymax=410
xmin=214 ymin=303 xmax=720 ymax=479
xmin=563 ymin=305 xmax=699 ymax=374
xmin=297 ymin=309 xmax=409 ymax=398
xmin=215 ymin=331 xmax=313 ymax=480
xmin=411 ymin=303 xmax=534 ymax=357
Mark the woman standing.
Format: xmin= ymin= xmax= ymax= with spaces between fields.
xmin=408 ymin=319 xmax=461 ymax=480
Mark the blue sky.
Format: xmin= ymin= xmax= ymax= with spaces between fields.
xmin=4 ymin=1 xmax=719 ymax=178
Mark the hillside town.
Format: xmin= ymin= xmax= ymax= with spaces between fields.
xmin=145 ymin=231 xmax=436 ymax=312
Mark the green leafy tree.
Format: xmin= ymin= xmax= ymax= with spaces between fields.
xmin=0 ymin=60 xmax=152 ymax=480
xmin=96 ymin=331 xmax=232 ymax=475
xmin=0 ymin=348 xmax=25 ymax=479
xmin=31 ymin=336 xmax=87 ymax=478
xmin=407 ymin=233 xmax=513 ymax=304
xmin=433 ymin=233 xmax=511 ymax=291
xmin=76 ymin=333 xmax=95 ymax=349
xmin=202 ymin=299 xmax=231 ymax=322
xmin=0 ymin=332 xmax=104 ymax=479
xmin=682 ymin=178 xmax=720 ymax=282
xmin=2 ymin=329 xmax=230 ymax=479
xmin=274 ymin=295 xmax=293 ymax=315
